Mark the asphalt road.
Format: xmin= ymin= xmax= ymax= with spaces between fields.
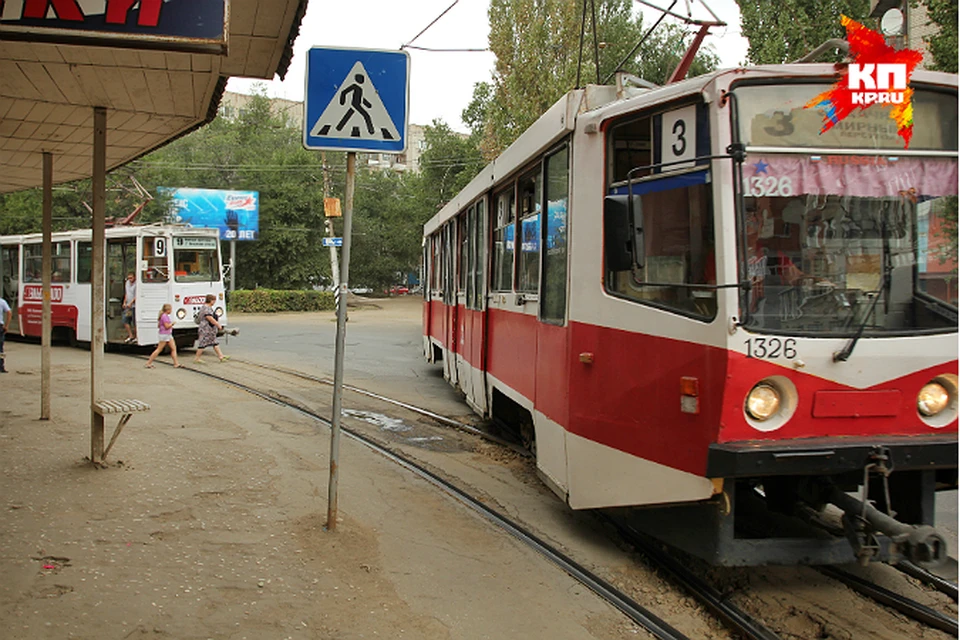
xmin=222 ymin=296 xmax=958 ymax=560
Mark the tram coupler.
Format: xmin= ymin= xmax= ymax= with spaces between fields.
xmin=828 ymin=486 xmax=948 ymax=568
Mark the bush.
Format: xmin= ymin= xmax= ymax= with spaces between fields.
xmin=228 ymin=289 xmax=336 ymax=313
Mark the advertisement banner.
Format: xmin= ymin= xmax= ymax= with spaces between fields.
xmin=162 ymin=187 xmax=259 ymax=241
xmin=0 ymin=0 xmax=228 ymax=54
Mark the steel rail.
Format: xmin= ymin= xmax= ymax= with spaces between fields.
xmin=229 ymin=358 xmax=531 ymax=455
xmin=602 ymin=515 xmax=783 ymax=640
xmin=819 ymin=566 xmax=959 ymax=635
xmin=896 ymin=560 xmax=959 ymax=602
xmin=178 ymin=363 xmax=692 ymax=640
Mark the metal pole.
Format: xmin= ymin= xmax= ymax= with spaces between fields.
xmin=41 ymin=152 xmax=52 ymax=420
xmin=326 ymin=151 xmax=356 ymax=532
xmin=91 ymin=107 xmax=106 ymax=463
xmin=230 ymin=239 xmax=236 ymax=292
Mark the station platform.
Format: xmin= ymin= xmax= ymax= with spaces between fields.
xmin=0 ymin=341 xmax=628 ymax=639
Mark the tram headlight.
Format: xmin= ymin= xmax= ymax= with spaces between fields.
xmin=745 ymin=384 xmax=781 ymax=421
xmin=918 ymin=382 xmax=950 ymax=417
xmin=215 ymin=306 xmax=224 ymax=318
xmin=176 ymin=308 xmax=186 ymax=320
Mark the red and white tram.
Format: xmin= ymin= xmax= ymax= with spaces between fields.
xmin=1 ymin=224 xmax=229 ymax=348
xmin=423 ymin=64 xmax=958 ymax=566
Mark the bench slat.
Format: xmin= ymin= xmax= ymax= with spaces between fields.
xmin=94 ymin=399 xmax=151 ymax=414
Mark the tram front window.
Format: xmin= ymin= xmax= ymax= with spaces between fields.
xmin=173 ymin=237 xmax=221 ymax=283
xmin=739 ymin=154 xmax=958 ymax=335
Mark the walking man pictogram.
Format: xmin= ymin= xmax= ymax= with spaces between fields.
xmin=336 ymin=74 xmax=375 ymax=135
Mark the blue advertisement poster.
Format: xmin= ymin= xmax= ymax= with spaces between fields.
xmin=161 ymin=188 xmax=260 ymax=241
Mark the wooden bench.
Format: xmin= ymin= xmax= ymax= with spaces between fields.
xmin=92 ymin=399 xmax=151 ymax=462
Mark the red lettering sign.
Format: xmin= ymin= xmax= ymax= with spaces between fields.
xmin=23 ymin=0 xmax=83 ymax=21
xmin=23 ymin=285 xmax=63 ymax=303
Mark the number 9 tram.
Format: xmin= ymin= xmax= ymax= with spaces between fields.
xmin=0 ymin=224 xmax=229 ymax=349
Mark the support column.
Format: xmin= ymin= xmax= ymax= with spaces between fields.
xmin=90 ymin=107 xmax=106 ymax=463
xmin=41 ymin=152 xmax=52 ymax=420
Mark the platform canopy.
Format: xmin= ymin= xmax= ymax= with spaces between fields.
xmin=0 ymin=0 xmax=309 ymax=194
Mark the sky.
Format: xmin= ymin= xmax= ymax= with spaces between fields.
xmin=227 ymin=0 xmax=751 ymax=133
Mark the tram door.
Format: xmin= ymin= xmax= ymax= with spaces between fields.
xmin=106 ymin=238 xmax=136 ymax=343
xmin=1 ymin=244 xmax=20 ymax=333
xmin=464 ymin=200 xmax=487 ymax=413
xmin=442 ymin=222 xmax=459 ymax=386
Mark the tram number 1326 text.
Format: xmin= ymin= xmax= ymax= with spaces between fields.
xmin=745 ymin=338 xmax=797 ymax=359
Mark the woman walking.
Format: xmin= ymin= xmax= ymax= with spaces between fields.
xmin=194 ymin=294 xmax=229 ymax=364
xmin=145 ymin=304 xmax=182 ymax=368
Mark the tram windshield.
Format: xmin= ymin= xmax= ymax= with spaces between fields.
xmin=739 ymin=154 xmax=958 ymax=335
xmin=173 ymin=236 xmax=221 ymax=283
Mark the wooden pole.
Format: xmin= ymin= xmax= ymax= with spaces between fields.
xmin=41 ymin=152 xmax=52 ymax=420
xmin=90 ymin=107 xmax=106 ymax=463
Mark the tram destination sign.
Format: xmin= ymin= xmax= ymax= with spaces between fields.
xmin=0 ymin=0 xmax=228 ymax=54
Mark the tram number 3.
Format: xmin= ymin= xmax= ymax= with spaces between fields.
xmin=745 ymin=338 xmax=797 ymax=359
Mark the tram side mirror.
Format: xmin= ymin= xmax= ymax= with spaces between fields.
xmin=604 ymin=194 xmax=644 ymax=271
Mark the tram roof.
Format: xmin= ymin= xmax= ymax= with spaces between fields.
xmin=424 ymin=64 xmax=958 ymax=236
xmin=0 ymin=0 xmax=309 ymax=195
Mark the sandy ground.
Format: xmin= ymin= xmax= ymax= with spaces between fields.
xmin=0 ymin=342 xmax=639 ymax=640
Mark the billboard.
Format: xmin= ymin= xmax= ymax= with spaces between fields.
xmin=0 ymin=0 xmax=228 ymax=54
xmin=162 ymin=188 xmax=259 ymax=241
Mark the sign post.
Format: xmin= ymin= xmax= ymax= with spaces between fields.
xmin=304 ymin=46 xmax=409 ymax=532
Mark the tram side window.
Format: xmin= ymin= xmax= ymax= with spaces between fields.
xmin=605 ymin=175 xmax=717 ymax=320
xmin=431 ymin=235 xmax=441 ymax=291
xmin=459 ymin=212 xmax=469 ymax=294
xmin=23 ymin=242 xmax=71 ymax=283
xmin=518 ymin=168 xmax=542 ymax=294
xmin=610 ymin=116 xmax=653 ymax=183
xmin=492 ymin=187 xmax=516 ymax=291
xmin=541 ymin=145 xmax=569 ymax=324
xmin=142 ymin=237 xmax=170 ymax=282
xmin=76 ymin=242 xmax=92 ymax=283
xmin=472 ymin=199 xmax=485 ymax=309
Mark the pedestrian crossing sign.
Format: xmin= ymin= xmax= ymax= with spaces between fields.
xmin=304 ymin=47 xmax=410 ymax=153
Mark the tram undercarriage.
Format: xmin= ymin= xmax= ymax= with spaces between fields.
xmin=621 ymin=438 xmax=957 ymax=567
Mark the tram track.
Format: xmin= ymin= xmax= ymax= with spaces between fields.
xmin=141 ymin=354 xmax=957 ymax=640
xmin=165 ymin=357 xmax=693 ymax=640
xmin=818 ymin=565 xmax=958 ymax=636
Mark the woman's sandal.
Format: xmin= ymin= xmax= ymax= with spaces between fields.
xmin=219 ymin=356 xmax=231 ymax=362
xmin=144 ymin=363 xmax=155 ymax=369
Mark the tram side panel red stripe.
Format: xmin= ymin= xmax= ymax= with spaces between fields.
xmin=568 ymin=322 xmax=727 ymax=476
xmin=535 ymin=321 xmax=571 ymax=427
xmin=486 ymin=308 xmax=537 ymax=401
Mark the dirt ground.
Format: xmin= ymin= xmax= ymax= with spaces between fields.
xmin=0 ymin=338 xmax=644 ymax=639
xmin=1 ymin=299 xmax=956 ymax=640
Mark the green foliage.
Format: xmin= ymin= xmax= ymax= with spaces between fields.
xmin=468 ymin=0 xmax=719 ymax=156
xmin=228 ymin=288 xmax=335 ymax=313
xmin=915 ymin=0 xmax=958 ymax=73
xmin=736 ymin=0 xmax=870 ymax=64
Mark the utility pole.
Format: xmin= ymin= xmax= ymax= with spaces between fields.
xmin=322 ymin=152 xmax=341 ymax=291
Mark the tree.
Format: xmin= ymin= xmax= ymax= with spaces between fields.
xmin=915 ymin=0 xmax=958 ymax=73
xmin=735 ymin=0 xmax=871 ymax=64
xmin=467 ymin=0 xmax=719 ymax=157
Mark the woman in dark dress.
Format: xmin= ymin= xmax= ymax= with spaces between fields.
xmin=194 ymin=294 xmax=229 ymax=363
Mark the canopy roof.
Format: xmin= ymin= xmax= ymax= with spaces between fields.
xmin=0 ymin=0 xmax=308 ymax=194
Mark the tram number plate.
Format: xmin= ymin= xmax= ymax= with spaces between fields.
xmin=744 ymin=338 xmax=797 ymax=359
